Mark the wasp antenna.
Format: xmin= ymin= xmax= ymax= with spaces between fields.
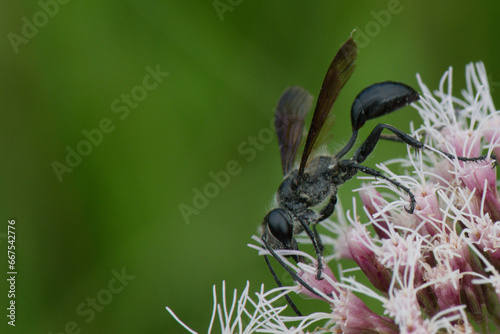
xmin=263 ymin=255 xmax=302 ymax=316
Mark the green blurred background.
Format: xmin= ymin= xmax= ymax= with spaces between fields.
xmin=2 ymin=1 xmax=500 ymax=333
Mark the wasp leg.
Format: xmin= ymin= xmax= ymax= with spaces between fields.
xmin=353 ymin=123 xmax=424 ymax=164
xmin=263 ymin=255 xmax=303 ymax=316
xmin=306 ymin=194 xmax=338 ymax=279
xmin=314 ymin=194 xmax=338 ymax=254
xmin=341 ymin=160 xmax=417 ymax=213
xmin=310 ymin=224 xmax=324 ymax=280
xmin=367 ymin=126 xmax=492 ymax=163
xmin=318 ymin=191 xmax=338 ymax=222
xmin=296 ymin=217 xmax=325 ymax=279
xmin=379 ymin=133 xmax=406 ymax=143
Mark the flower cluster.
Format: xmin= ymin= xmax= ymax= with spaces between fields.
xmin=168 ymin=62 xmax=500 ymax=333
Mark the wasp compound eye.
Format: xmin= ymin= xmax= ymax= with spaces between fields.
xmin=266 ymin=209 xmax=293 ymax=246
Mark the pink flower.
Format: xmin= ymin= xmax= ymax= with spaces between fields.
xmin=346 ymin=222 xmax=392 ymax=294
xmin=170 ymin=62 xmax=500 ymax=333
xmin=459 ymin=160 xmax=500 ymax=221
xmin=297 ymin=261 xmax=340 ymax=300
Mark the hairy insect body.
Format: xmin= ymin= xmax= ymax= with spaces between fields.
xmin=277 ymin=156 xmax=355 ymax=212
xmin=261 ymin=154 xmax=360 ymax=264
xmin=278 ymin=156 xmax=335 ymax=211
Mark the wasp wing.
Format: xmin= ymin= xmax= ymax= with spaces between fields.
xmin=275 ymin=86 xmax=313 ymax=175
xmin=298 ymin=37 xmax=357 ymax=177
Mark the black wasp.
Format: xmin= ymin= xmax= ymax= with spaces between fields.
xmin=258 ymin=36 xmax=486 ymax=313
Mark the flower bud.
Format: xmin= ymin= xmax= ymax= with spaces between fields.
xmin=347 ymin=227 xmax=392 ymax=294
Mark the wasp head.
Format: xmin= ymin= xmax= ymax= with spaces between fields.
xmin=260 ymin=208 xmax=301 ymax=262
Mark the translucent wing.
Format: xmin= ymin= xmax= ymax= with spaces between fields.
xmin=298 ymin=37 xmax=358 ymax=177
xmin=275 ymin=86 xmax=313 ymax=175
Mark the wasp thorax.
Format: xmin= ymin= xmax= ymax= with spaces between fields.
xmin=277 ymin=157 xmax=336 ymax=211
